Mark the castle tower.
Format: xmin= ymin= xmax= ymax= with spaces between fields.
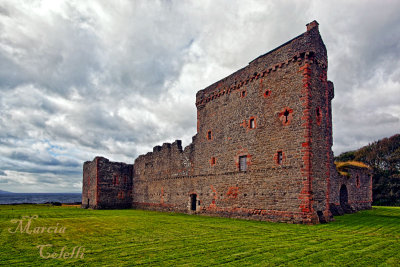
xmin=192 ymin=20 xmax=333 ymax=223
xmin=83 ymin=21 xmax=372 ymax=224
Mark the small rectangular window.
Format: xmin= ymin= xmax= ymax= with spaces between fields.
xmin=277 ymin=151 xmax=283 ymax=165
xmin=250 ymin=118 xmax=255 ymax=129
xmin=239 ymin=155 xmax=247 ymax=171
xmin=207 ymin=130 xmax=212 ymax=140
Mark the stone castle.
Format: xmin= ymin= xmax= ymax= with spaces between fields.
xmin=82 ymin=21 xmax=372 ymax=224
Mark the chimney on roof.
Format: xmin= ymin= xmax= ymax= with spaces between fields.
xmin=306 ymin=20 xmax=319 ymax=31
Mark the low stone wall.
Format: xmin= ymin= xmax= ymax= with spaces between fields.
xmin=329 ymin=167 xmax=372 ymax=215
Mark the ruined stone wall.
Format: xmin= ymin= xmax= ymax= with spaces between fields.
xmin=132 ymin=140 xmax=195 ymax=209
xmin=329 ymin=167 xmax=372 ymax=215
xmin=82 ymin=159 xmax=98 ymax=209
xmin=83 ymin=157 xmax=133 ymax=209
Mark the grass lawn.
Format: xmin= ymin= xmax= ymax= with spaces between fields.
xmin=0 ymin=205 xmax=399 ymax=266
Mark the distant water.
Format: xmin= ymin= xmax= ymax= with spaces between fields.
xmin=0 ymin=193 xmax=82 ymax=204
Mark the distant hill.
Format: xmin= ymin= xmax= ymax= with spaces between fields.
xmin=0 ymin=189 xmax=13 ymax=194
xmin=335 ymin=133 xmax=400 ymax=206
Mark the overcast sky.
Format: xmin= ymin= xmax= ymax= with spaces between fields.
xmin=0 ymin=0 xmax=399 ymax=193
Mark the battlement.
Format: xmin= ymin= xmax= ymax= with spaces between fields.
xmin=136 ymin=140 xmax=185 ymax=166
xmin=134 ymin=139 xmax=194 ymax=182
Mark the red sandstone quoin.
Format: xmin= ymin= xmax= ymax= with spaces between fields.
xmin=82 ymin=21 xmax=372 ymax=224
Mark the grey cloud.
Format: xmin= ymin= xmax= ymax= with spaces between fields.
xmin=0 ymin=3 xmax=102 ymax=96
xmin=0 ymin=1 xmax=399 ymax=192
xmin=0 ymin=5 xmax=10 ymax=17
xmin=8 ymin=151 xmax=80 ymax=168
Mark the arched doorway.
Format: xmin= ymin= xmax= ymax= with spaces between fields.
xmin=339 ymin=184 xmax=348 ymax=210
xmin=190 ymin=194 xmax=197 ymax=211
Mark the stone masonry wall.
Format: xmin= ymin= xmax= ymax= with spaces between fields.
xmin=82 ymin=157 xmax=133 ymax=209
xmin=82 ymin=158 xmax=98 ymax=209
xmin=330 ymin=167 xmax=372 ymax=215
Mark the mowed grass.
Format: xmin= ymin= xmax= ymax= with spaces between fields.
xmin=0 ymin=205 xmax=399 ymax=266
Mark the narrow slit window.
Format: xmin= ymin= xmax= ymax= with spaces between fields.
xmin=316 ymin=107 xmax=322 ymax=125
xmin=239 ymin=155 xmax=247 ymax=172
xmin=277 ymin=151 xmax=283 ymax=165
xmin=211 ymin=157 xmax=216 ymax=166
xmin=207 ymin=130 xmax=212 ymax=140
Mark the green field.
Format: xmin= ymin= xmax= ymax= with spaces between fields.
xmin=0 ymin=205 xmax=399 ymax=266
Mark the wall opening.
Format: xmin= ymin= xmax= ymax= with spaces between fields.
xmin=264 ymin=90 xmax=271 ymax=98
xmin=190 ymin=194 xmax=197 ymax=211
xmin=87 ymin=198 xmax=90 ymax=207
xmin=250 ymin=118 xmax=255 ymax=129
xmin=317 ymin=211 xmax=326 ymax=224
xmin=316 ymin=107 xmax=322 ymax=125
xmin=211 ymin=157 xmax=216 ymax=166
xmin=356 ymin=175 xmax=360 ymax=188
xmin=207 ymin=130 xmax=212 ymax=140
xmin=340 ymin=184 xmax=348 ymax=210
xmin=283 ymin=109 xmax=290 ymax=123
xmin=279 ymin=107 xmax=293 ymax=125
xmin=277 ymin=151 xmax=283 ymax=165
xmin=241 ymin=90 xmax=246 ymax=98
xmin=239 ymin=155 xmax=247 ymax=171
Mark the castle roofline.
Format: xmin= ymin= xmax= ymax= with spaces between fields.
xmin=249 ymin=32 xmax=305 ymax=64
xmin=249 ymin=20 xmax=318 ymax=64
xmin=249 ymin=20 xmax=318 ymax=65
xmin=196 ymin=20 xmax=325 ymax=105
